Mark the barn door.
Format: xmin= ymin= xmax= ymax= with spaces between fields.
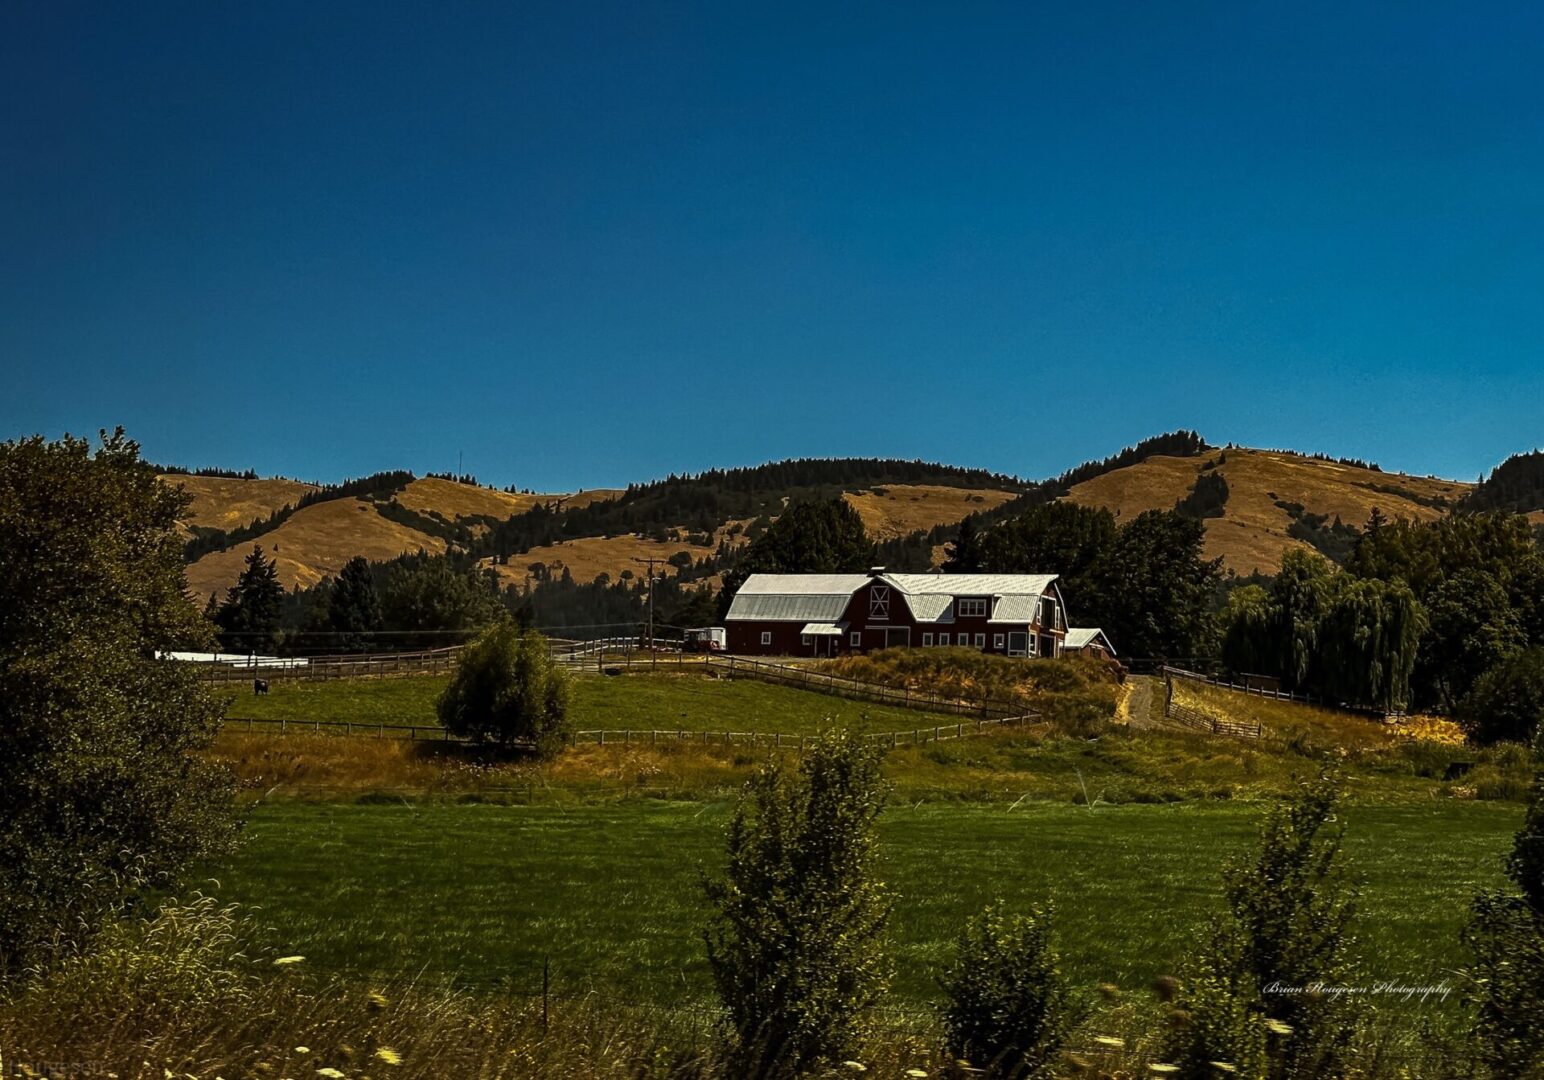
xmin=1007 ymin=632 xmax=1028 ymax=657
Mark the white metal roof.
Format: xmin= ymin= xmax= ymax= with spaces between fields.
xmin=800 ymin=622 xmax=847 ymax=635
xmin=1064 ymin=627 xmax=1114 ymax=654
xmin=726 ymin=572 xmax=1059 ymax=626
xmin=725 ymin=574 xmax=870 ymax=623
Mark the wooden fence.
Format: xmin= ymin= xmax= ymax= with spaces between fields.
xmin=193 ymin=647 xmax=463 ymax=684
xmin=698 ymin=654 xmax=1022 ymax=720
xmin=224 ymin=711 xmax=1042 ymax=749
xmin=1161 ymin=665 xmax=1400 ymax=720
xmin=1164 ymin=699 xmax=1262 ymax=739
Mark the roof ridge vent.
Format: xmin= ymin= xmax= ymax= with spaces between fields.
xmin=868 ymin=566 xmax=887 ymax=576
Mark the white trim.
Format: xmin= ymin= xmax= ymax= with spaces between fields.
xmin=922 ymin=632 xmax=934 ymax=646
xmin=849 ymin=631 xmax=861 ymax=647
xmin=957 ymin=597 xmax=988 ymax=618
xmin=974 ymin=633 xmax=986 ymax=647
xmin=760 ymin=631 xmax=772 ymax=646
xmin=993 ymin=633 xmax=1005 ymax=649
xmin=939 ymin=633 xmax=950 ymax=645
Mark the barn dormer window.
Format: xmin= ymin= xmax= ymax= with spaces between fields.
xmin=870 ymin=585 xmax=889 ymax=619
xmin=956 ymin=597 xmax=988 ymax=618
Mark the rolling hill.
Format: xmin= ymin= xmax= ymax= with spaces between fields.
xmin=163 ymin=440 xmax=1503 ymax=600
xmin=1063 ymin=448 xmax=1471 ymax=574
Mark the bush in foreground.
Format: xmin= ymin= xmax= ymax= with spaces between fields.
xmin=703 ymin=728 xmax=892 ymax=1079
xmin=941 ymin=900 xmax=1084 ymax=1078
xmin=1466 ymin=728 xmax=1544 ymax=1078
xmin=437 ymin=624 xmax=570 ymax=752
xmin=1162 ymin=776 xmax=1361 ymax=1079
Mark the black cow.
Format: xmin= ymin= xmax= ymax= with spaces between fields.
xmin=253 ymin=678 xmax=270 ymax=696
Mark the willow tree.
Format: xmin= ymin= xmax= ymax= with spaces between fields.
xmin=1315 ymin=576 xmax=1425 ymax=713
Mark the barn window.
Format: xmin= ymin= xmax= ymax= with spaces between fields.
xmin=801 ymin=634 xmax=813 ymax=645
xmin=939 ymin=633 xmax=950 ymax=645
xmin=974 ymin=633 xmax=986 ymax=647
xmin=994 ymin=633 xmax=1005 ymax=649
xmin=869 ymin=585 xmax=889 ymax=619
xmin=957 ymin=597 xmax=988 ymax=618
xmin=922 ymin=632 xmax=934 ymax=646
xmin=1028 ymin=634 xmax=1037 ymax=656
xmin=850 ymin=631 xmax=861 ymax=647
xmin=760 ymin=631 xmax=772 ymax=646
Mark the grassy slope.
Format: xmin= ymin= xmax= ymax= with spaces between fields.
xmin=1063 ymin=448 xmax=1470 ymax=574
xmin=842 ymin=483 xmax=1021 ymax=539
xmin=220 ymin=671 xmax=965 ymax=735
xmin=217 ymin=799 xmax=1517 ymax=1011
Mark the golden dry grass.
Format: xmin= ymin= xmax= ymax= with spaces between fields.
xmin=394 ymin=477 xmax=619 ymax=521
xmin=159 ymin=474 xmax=319 ymax=534
xmin=185 ymin=498 xmax=448 ymax=599
xmin=842 ymin=483 xmax=1021 ymax=539
xmin=1064 ymin=448 xmax=1471 ymax=574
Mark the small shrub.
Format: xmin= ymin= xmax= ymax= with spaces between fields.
xmin=437 ymin=624 xmax=570 ymax=753
xmin=1162 ymin=776 xmax=1360 ymax=1079
xmin=1458 ymin=648 xmax=1544 ymax=746
xmin=702 ymin=728 xmax=891 ymax=1079
xmin=940 ymin=901 xmax=1084 ymax=1078
xmin=1466 ymin=730 xmax=1544 ymax=1078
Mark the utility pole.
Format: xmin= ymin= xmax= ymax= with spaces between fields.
xmin=632 ymin=556 xmax=663 ymax=662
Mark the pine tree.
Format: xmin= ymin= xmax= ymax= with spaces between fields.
xmin=943 ymin=515 xmax=984 ymax=572
xmin=214 ymin=545 xmax=285 ymax=653
xmin=326 ymin=555 xmax=383 ymax=653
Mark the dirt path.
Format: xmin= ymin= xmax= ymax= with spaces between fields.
xmin=1122 ymin=675 xmax=1161 ymax=728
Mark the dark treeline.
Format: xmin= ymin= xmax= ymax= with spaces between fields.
xmin=154 ymin=464 xmax=261 ymax=479
xmin=475 ymin=458 xmax=1030 ymax=564
xmin=1460 ymin=449 xmax=1544 ymax=513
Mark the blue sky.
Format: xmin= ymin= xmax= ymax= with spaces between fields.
xmin=4 ymin=2 xmax=1542 ymax=490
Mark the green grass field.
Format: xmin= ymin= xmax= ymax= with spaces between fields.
xmin=216 ymin=798 xmax=1518 ymax=1014
xmin=219 ymin=671 xmax=963 ymax=735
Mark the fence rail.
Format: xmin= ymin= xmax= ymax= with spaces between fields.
xmin=699 ymin=654 xmax=1022 ymax=720
xmin=1164 ymin=699 xmax=1262 ymax=739
xmin=192 ymin=647 xmax=463 ymax=684
xmin=1161 ymin=665 xmax=1401 ymax=720
xmin=222 ymin=711 xmax=1042 ymax=749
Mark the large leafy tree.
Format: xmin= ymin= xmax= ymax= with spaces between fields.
xmin=437 ymin=624 xmax=570 ymax=753
xmin=1459 ymin=648 xmax=1544 ymax=746
xmin=1088 ymin=510 xmax=1222 ymax=660
xmin=0 ymin=430 xmax=236 ymax=979
xmin=380 ymin=556 xmax=504 ymax=649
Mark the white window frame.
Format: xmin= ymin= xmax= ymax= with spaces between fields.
xmin=922 ymin=632 xmax=934 ymax=646
xmin=760 ymin=631 xmax=772 ymax=646
xmin=801 ymin=634 xmax=813 ymax=646
xmin=957 ymin=597 xmax=988 ymax=618
xmin=939 ymin=632 xmax=950 ymax=645
xmin=1028 ymin=633 xmax=1038 ymax=656
xmin=849 ymin=631 xmax=861 ymax=647
xmin=974 ymin=633 xmax=986 ymax=647
xmin=994 ymin=633 xmax=1005 ymax=649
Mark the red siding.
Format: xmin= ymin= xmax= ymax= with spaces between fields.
xmin=725 ymin=577 xmax=1067 ymax=659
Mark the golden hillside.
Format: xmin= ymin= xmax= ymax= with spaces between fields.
xmin=177 ymin=476 xmax=621 ymax=600
xmin=184 ymin=498 xmax=449 ymax=601
xmin=1063 ymin=448 xmax=1471 ymax=574
xmin=843 ymin=483 xmax=1020 ymax=539
xmin=161 ymin=474 xmax=319 ymax=536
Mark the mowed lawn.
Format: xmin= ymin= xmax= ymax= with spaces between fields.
xmin=217 ymin=799 xmax=1518 ymax=1012
xmin=219 ymin=671 xmax=961 ymax=735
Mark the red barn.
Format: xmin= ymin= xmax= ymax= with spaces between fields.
xmin=724 ymin=568 xmax=1067 ymax=658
